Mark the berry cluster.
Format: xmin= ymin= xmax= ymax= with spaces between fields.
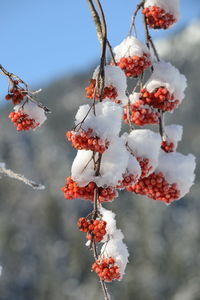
xmin=142 ymin=6 xmax=176 ymax=30
xmin=123 ymin=100 xmax=159 ymax=126
xmin=62 ymin=177 xmax=117 ymax=203
xmin=77 ymin=217 xmax=107 ymax=242
xmin=116 ymin=173 xmax=137 ymax=189
xmin=140 ymin=87 xmax=179 ymax=112
xmin=137 ymin=157 xmax=152 ymax=178
xmin=9 ymin=111 xmax=38 ymax=131
xmin=5 ymin=81 xmax=26 ymax=105
xmin=92 ymin=257 xmax=120 ymax=282
xmin=116 ymin=54 xmax=151 ymax=77
xmin=66 ymin=128 xmax=109 ymax=153
xmin=161 ymin=141 xmax=175 ymax=153
xmin=127 ymin=172 xmax=180 ymax=204
xmin=85 ymin=79 xmax=118 ymax=101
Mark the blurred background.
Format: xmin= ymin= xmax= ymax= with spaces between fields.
xmin=0 ymin=1 xmax=200 ymax=299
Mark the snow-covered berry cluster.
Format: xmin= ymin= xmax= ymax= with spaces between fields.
xmin=63 ymin=0 xmax=196 ymax=294
xmin=9 ymin=101 xmax=47 ymax=131
xmin=9 ymin=111 xmax=39 ymax=131
xmin=0 ymin=67 xmax=48 ymax=132
xmin=113 ymin=37 xmax=152 ymax=77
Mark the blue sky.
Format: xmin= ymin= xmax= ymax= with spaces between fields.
xmin=0 ymin=0 xmax=200 ymax=96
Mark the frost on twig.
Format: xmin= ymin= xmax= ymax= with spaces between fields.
xmin=0 ymin=163 xmax=45 ymax=190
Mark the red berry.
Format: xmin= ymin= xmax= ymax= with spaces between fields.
xmin=114 ymin=53 xmax=151 ymax=78
xmin=92 ymin=257 xmax=120 ymax=282
xmin=142 ymin=6 xmax=176 ymax=30
xmin=9 ymin=110 xmax=39 ymax=131
xmin=85 ymin=79 xmax=118 ymax=101
xmin=127 ymin=172 xmax=180 ymax=204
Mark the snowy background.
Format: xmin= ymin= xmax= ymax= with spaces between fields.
xmin=0 ymin=1 xmax=200 ymax=299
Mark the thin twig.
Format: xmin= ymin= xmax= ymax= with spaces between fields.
xmin=128 ymin=0 xmax=145 ymax=37
xmin=0 ymin=163 xmax=45 ymax=190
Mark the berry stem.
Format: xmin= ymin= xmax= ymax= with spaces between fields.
xmin=128 ymin=0 xmax=145 ymax=37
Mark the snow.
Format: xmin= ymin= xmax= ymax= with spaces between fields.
xmin=14 ymin=101 xmax=47 ymax=127
xmin=144 ymin=61 xmax=187 ymax=103
xmin=144 ymin=0 xmax=180 ymax=20
xmin=114 ymin=36 xmax=151 ymax=61
xmin=93 ymin=65 xmax=128 ymax=104
xmin=125 ymin=129 xmax=161 ymax=175
xmin=126 ymin=154 xmax=141 ymax=181
xmin=164 ymin=124 xmax=183 ymax=150
xmin=75 ymin=102 xmax=123 ymax=141
xmin=0 ymin=265 xmax=2 ymax=277
xmin=71 ymin=137 xmax=130 ymax=187
xmin=99 ymin=207 xmax=117 ymax=242
xmin=101 ymin=229 xmax=129 ymax=279
xmin=157 ymin=151 xmax=196 ymax=199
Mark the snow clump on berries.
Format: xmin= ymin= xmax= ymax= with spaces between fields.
xmin=113 ymin=36 xmax=152 ymax=77
xmin=92 ymin=65 xmax=128 ymax=104
xmin=14 ymin=101 xmax=47 ymax=128
xmin=157 ymin=151 xmax=196 ymax=200
xmin=114 ymin=36 xmax=151 ymax=61
xmin=144 ymin=0 xmax=180 ymax=21
xmin=163 ymin=124 xmax=183 ymax=151
xmin=125 ymin=129 xmax=161 ymax=177
xmin=144 ymin=61 xmax=187 ymax=105
xmin=71 ymin=137 xmax=130 ymax=188
xmin=75 ymin=102 xmax=123 ymax=142
xmin=100 ymin=229 xmax=129 ymax=279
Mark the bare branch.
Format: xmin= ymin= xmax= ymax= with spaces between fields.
xmin=0 ymin=163 xmax=45 ymax=190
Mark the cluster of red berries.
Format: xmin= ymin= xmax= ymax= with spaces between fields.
xmin=140 ymin=87 xmax=179 ymax=112
xmin=66 ymin=128 xmax=109 ymax=153
xmin=142 ymin=6 xmax=176 ymax=30
xmin=62 ymin=177 xmax=117 ymax=202
xmin=116 ymin=54 xmax=151 ymax=77
xmin=5 ymin=81 xmax=26 ymax=105
xmin=77 ymin=217 xmax=107 ymax=242
xmin=140 ymin=87 xmax=179 ymax=111
xmin=127 ymin=172 xmax=180 ymax=204
xmin=116 ymin=173 xmax=137 ymax=189
xmin=9 ymin=111 xmax=38 ymax=131
xmin=137 ymin=157 xmax=152 ymax=178
xmin=92 ymin=257 xmax=120 ymax=282
xmin=85 ymin=79 xmax=118 ymax=101
xmin=161 ymin=141 xmax=175 ymax=153
xmin=123 ymin=100 xmax=159 ymax=126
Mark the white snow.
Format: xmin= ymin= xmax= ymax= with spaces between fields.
xmin=125 ymin=129 xmax=161 ymax=176
xmin=164 ymin=124 xmax=183 ymax=150
xmin=99 ymin=207 xmax=117 ymax=242
xmin=114 ymin=36 xmax=151 ymax=62
xmin=144 ymin=0 xmax=180 ymax=20
xmin=100 ymin=229 xmax=129 ymax=279
xmin=93 ymin=65 xmax=128 ymax=104
xmin=75 ymin=102 xmax=123 ymax=141
xmin=14 ymin=101 xmax=47 ymax=127
xmin=144 ymin=61 xmax=187 ymax=103
xmin=71 ymin=137 xmax=130 ymax=188
xmin=156 ymin=151 xmax=196 ymax=199
xmin=126 ymin=155 xmax=141 ymax=183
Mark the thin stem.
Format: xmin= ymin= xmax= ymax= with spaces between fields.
xmin=158 ymin=110 xmax=165 ymax=140
xmin=128 ymin=0 xmax=145 ymax=37
xmin=142 ymin=7 xmax=160 ymax=62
